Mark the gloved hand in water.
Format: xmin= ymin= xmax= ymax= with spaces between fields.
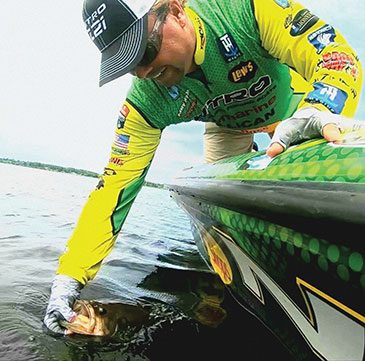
xmin=266 ymin=107 xmax=365 ymax=157
xmin=43 ymin=275 xmax=83 ymax=335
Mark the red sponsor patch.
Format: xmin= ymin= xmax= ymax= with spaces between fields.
xmin=318 ymin=52 xmax=359 ymax=81
xmin=109 ymin=157 xmax=124 ymax=166
xmin=121 ymin=104 xmax=130 ymax=117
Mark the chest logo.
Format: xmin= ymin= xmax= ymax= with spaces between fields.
xmin=228 ymin=61 xmax=258 ymax=83
xmin=217 ymin=33 xmax=242 ymax=63
xmin=167 ymin=86 xmax=180 ymax=100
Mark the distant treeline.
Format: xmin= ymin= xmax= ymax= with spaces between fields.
xmin=0 ymin=158 xmax=167 ymax=190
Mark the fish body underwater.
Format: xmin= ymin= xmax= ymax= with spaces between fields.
xmin=60 ymin=300 xmax=150 ymax=336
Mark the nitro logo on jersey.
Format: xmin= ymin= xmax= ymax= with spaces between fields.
xmin=217 ymin=33 xmax=242 ymax=63
xmin=196 ymin=75 xmax=272 ymax=120
xmin=228 ymin=61 xmax=258 ymax=83
xmin=84 ymin=3 xmax=107 ymax=41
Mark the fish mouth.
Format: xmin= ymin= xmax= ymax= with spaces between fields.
xmin=60 ymin=299 xmax=149 ymax=337
xmin=60 ymin=300 xmax=100 ymax=336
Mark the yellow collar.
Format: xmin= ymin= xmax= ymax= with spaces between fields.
xmin=185 ymin=7 xmax=206 ymax=65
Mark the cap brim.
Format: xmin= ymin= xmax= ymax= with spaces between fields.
xmin=99 ymin=14 xmax=148 ymax=87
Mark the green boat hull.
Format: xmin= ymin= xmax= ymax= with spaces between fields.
xmin=169 ymin=137 xmax=365 ymax=360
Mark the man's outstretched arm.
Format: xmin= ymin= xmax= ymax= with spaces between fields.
xmin=252 ymin=0 xmax=363 ymax=155
xmin=44 ymin=100 xmax=161 ymax=333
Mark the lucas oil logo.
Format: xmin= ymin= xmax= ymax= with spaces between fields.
xmin=84 ymin=3 xmax=107 ymax=41
xmin=217 ymin=33 xmax=242 ymax=63
xmin=228 ymin=61 xmax=258 ymax=83
xmin=202 ymin=229 xmax=232 ymax=285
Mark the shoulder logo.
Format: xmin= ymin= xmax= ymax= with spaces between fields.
xmin=217 ymin=33 xmax=242 ymax=63
xmin=117 ymin=104 xmax=130 ymax=129
xmin=228 ymin=61 xmax=258 ymax=83
xmin=274 ymin=0 xmax=290 ymax=8
xmin=290 ymin=9 xmax=319 ymax=37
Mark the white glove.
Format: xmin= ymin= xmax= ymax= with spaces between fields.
xmin=43 ymin=275 xmax=82 ymax=335
xmin=269 ymin=107 xmax=365 ymax=153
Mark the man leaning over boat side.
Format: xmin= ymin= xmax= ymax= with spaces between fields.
xmin=43 ymin=0 xmax=363 ymax=334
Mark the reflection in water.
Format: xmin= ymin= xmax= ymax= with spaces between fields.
xmin=138 ymin=267 xmax=227 ymax=328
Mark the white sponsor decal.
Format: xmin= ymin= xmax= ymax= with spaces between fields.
xmin=213 ymin=228 xmax=365 ymax=361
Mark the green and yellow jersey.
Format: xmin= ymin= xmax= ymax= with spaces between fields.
xmin=58 ymin=0 xmax=362 ymax=285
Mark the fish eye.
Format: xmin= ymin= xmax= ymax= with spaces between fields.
xmin=98 ymin=306 xmax=107 ymax=315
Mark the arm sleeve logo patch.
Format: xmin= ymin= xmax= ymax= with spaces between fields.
xmin=308 ymin=24 xmax=336 ymax=54
xmin=290 ymin=9 xmax=319 ymax=37
xmin=305 ymin=83 xmax=348 ymax=114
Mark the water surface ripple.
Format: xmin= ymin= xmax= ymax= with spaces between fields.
xmin=0 ymin=164 xmax=293 ymax=360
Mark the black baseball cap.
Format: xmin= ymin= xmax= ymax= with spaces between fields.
xmin=82 ymin=0 xmax=156 ymax=86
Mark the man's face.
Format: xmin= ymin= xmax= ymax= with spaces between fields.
xmin=134 ymin=1 xmax=196 ymax=86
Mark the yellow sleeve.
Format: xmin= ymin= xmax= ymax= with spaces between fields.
xmin=57 ymin=101 xmax=161 ymax=285
xmin=253 ymin=0 xmax=362 ymax=117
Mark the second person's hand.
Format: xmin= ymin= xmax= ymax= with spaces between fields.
xmin=266 ymin=107 xmax=364 ymax=157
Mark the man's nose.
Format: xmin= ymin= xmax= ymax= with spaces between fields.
xmin=134 ymin=65 xmax=154 ymax=79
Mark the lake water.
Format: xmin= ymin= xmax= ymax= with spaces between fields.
xmin=0 ymin=163 xmax=294 ymax=361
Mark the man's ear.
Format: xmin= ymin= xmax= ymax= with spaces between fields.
xmin=169 ymin=0 xmax=186 ymax=27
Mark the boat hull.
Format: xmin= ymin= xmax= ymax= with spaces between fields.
xmin=169 ymin=137 xmax=365 ymax=360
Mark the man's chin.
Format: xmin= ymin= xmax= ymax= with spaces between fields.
xmin=156 ymin=69 xmax=184 ymax=87
xmin=157 ymin=77 xmax=182 ymax=87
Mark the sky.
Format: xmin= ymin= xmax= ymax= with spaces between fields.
xmin=1 ymin=0 xmax=364 ymax=183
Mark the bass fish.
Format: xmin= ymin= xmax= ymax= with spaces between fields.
xmin=60 ymin=300 xmax=149 ymax=336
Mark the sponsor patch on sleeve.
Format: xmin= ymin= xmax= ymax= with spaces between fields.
xmin=290 ymin=9 xmax=319 ymax=36
xmin=305 ymin=82 xmax=348 ymax=114
xmin=117 ymin=104 xmax=130 ymax=129
xmin=112 ymin=133 xmax=130 ymax=155
xmin=308 ymin=24 xmax=336 ymax=54
xmin=317 ymin=51 xmax=359 ymax=81
xmin=273 ymin=0 xmax=290 ymax=8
